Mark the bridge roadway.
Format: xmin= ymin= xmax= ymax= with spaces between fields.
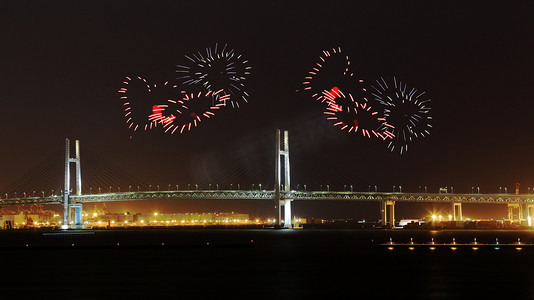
xmin=1 ymin=190 xmax=534 ymax=206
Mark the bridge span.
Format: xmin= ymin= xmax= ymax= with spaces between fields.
xmin=0 ymin=130 xmax=533 ymax=228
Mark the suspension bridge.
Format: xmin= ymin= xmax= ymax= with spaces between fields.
xmin=1 ymin=130 xmax=534 ymax=229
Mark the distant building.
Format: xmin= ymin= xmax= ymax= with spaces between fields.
xmin=399 ymin=219 xmax=424 ymax=227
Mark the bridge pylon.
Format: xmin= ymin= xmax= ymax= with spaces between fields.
xmin=275 ymin=129 xmax=292 ymax=228
xmin=63 ymin=138 xmax=83 ymax=229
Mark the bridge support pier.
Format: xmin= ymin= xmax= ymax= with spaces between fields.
xmin=507 ymin=203 xmax=522 ymax=221
xmin=526 ymin=205 xmax=534 ymax=226
xmin=71 ymin=204 xmax=83 ymax=227
xmin=381 ymin=200 xmax=395 ymax=227
xmin=452 ymin=202 xmax=463 ymax=221
xmin=283 ymin=199 xmax=292 ymax=228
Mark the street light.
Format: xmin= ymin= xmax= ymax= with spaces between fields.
xmin=499 ymin=187 xmax=502 ymax=193
xmin=471 ymin=186 xmax=474 ymax=193
xmin=393 ymin=186 xmax=396 ymax=192
xmin=477 ymin=187 xmax=480 ymax=194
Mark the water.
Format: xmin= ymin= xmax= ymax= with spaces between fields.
xmin=2 ymin=229 xmax=534 ymax=299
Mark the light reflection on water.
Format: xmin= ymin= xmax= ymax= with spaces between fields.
xmin=0 ymin=229 xmax=533 ymax=298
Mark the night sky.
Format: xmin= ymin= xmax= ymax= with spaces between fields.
xmin=1 ymin=1 xmax=533 ymax=219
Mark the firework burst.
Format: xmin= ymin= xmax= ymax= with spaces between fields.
xmin=302 ymin=47 xmax=363 ymax=104
xmin=176 ymin=43 xmax=251 ymax=108
xmin=323 ymin=87 xmax=394 ymax=139
xmin=118 ymin=76 xmax=179 ymax=132
xmin=155 ymin=90 xmax=229 ymax=135
xmin=371 ymin=76 xmax=432 ymax=154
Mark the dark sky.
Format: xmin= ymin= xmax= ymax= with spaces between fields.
xmin=1 ymin=1 xmax=533 ymax=219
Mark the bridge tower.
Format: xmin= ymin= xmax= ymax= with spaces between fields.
xmin=63 ymin=138 xmax=82 ymax=229
xmin=275 ymin=129 xmax=292 ymax=228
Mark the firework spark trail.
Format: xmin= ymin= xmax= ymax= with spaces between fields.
xmin=176 ymin=43 xmax=252 ymax=109
xmin=302 ymin=47 xmax=362 ymax=104
xmin=159 ymin=90 xmax=230 ymax=135
xmin=371 ymin=76 xmax=432 ymax=154
xmin=119 ymin=76 xmax=179 ymax=132
xmin=323 ymin=87 xmax=394 ymax=139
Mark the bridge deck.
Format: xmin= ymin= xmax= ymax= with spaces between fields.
xmin=1 ymin=191 xmax=534 ymax=206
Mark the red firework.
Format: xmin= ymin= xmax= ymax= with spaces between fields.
xmin=118 ymin=76 xmax=179 ymax=132
xmin=302 ymin=47 xmax=359 ymax=104
xmin=157 ymin=90 xmax=230 ymax=134
xmin=323 ymin=88 xmax=394 ymax=139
